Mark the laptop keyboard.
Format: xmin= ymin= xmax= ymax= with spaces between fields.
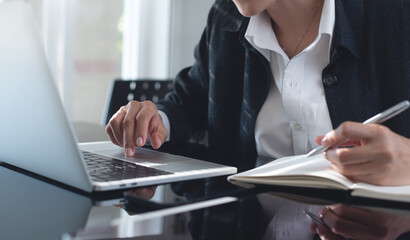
xmin=81 ymin=151 xmax=172 ymax=182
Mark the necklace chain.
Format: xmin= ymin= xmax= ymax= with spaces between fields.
xmin=274 ymin=0 xmax=324 ymax=58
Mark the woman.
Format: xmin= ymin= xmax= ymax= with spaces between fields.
xmin=106 ymin=0 xmax=410 ymax=186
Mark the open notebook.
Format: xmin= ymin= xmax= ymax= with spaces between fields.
xmin=228 ymin=154 xmax=410 ymax=203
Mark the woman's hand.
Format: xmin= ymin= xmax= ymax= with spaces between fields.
xmin=315 ymin=121 xmax=410 ymax=185
xmin=310 ymin=205 xmax=410 ymax=240
xmin=106 ymin=100 xmax=168 ymax=156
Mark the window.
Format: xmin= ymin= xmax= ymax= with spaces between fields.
xmin=24 ymin=0 xmax=212 ymax=124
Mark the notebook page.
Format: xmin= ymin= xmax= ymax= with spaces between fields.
xmin=352 ymin=182 xmax=410 ymax=202
xmin=229 ymin=154 xmax=353 ymax=189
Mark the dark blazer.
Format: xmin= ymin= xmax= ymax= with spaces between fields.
xmin=157 ymin=0 xmax=410 ymax=157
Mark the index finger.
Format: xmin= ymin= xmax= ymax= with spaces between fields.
xmin=321 ymin=122 xmax=374 ymax=148
xmin=123 ymin=101 xmax=142 ymax=156
xmin=328 ymin=205 xmax=375 ymax=224
xmin=321 ymin=207 xmax=365 ymax=239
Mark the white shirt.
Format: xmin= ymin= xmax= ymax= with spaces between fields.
xmin=246 ymin=0 xmax=335 ymax=158
xmin=253 ymin=3 xmax=336 ymax=240
xmin=161 ymin=0 xmax=335 ymax=157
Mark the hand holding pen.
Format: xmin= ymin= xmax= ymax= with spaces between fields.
xmin=306 ymin=205 xmax=410 ymax=240
xmin=309 ymin=100 xmax=410 ymax=186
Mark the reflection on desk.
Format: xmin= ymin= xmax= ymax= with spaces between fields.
xmin=2 ymin=142 xmax=410 ymax=240
xmin=0 ymin=166 xmax=92 ymax=239
xmin=312 ymin=204 xmax=410 ymax=240
xmin=0 ymin=166 xmax=193 ymax=240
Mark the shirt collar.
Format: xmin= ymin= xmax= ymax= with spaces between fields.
xmin=319 ymin=0 xmax=335 ymax=40
xmin=244 ymin=12 xmax=279 ymax=60
xmin=220 ymin=0 xmax=363 ymax=61
xmin=244 ymin=0 xmax=336 ymax=61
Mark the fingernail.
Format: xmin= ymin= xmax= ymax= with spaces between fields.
xmin=137 ymin=137 xmax=143 ymax=146
xmin=125 ymin=147 xmax=133 ymax=156
xmin=156 ymin=139 xmax=163 ymax=149
xmin=319 ymin=208 xmax=326 ymax=217
xmin=321 ymin=136 xmax=329 ymax=146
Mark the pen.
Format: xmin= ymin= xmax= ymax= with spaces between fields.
xmin=304 ymin=210 xmax=324 ymax=226
xmin=307 ymin=100 xmax=410 ymax=157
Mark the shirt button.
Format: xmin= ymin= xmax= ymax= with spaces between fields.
xmin=322 ymin=74 xmax=338 ymax=87
xmin=293 ymin=123 xmax=303 ymax=131
xmin=284 ymin=81 xmax=292 ymax=88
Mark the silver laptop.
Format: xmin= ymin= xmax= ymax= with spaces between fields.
xmin=0 ymin=1 xmax=236 ymax=192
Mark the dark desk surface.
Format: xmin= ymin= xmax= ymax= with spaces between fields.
xmin=1 ymin=123 xmax=410 ymax=240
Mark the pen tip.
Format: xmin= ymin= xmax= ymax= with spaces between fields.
xmin=306 ymin=150 xmax=316 ymax=158
xmin=307 ymin=145 xmax=327 ymax=157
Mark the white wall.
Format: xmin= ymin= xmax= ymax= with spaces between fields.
xmin=169 ymin=0 xmax=214 ymax=77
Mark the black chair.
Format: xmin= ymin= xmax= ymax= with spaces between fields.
xmin=103 ymin=79 xmax=173 ymax=125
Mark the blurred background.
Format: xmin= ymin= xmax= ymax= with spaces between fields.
xmin=24 ymin=0 xmax=214 ymax=124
